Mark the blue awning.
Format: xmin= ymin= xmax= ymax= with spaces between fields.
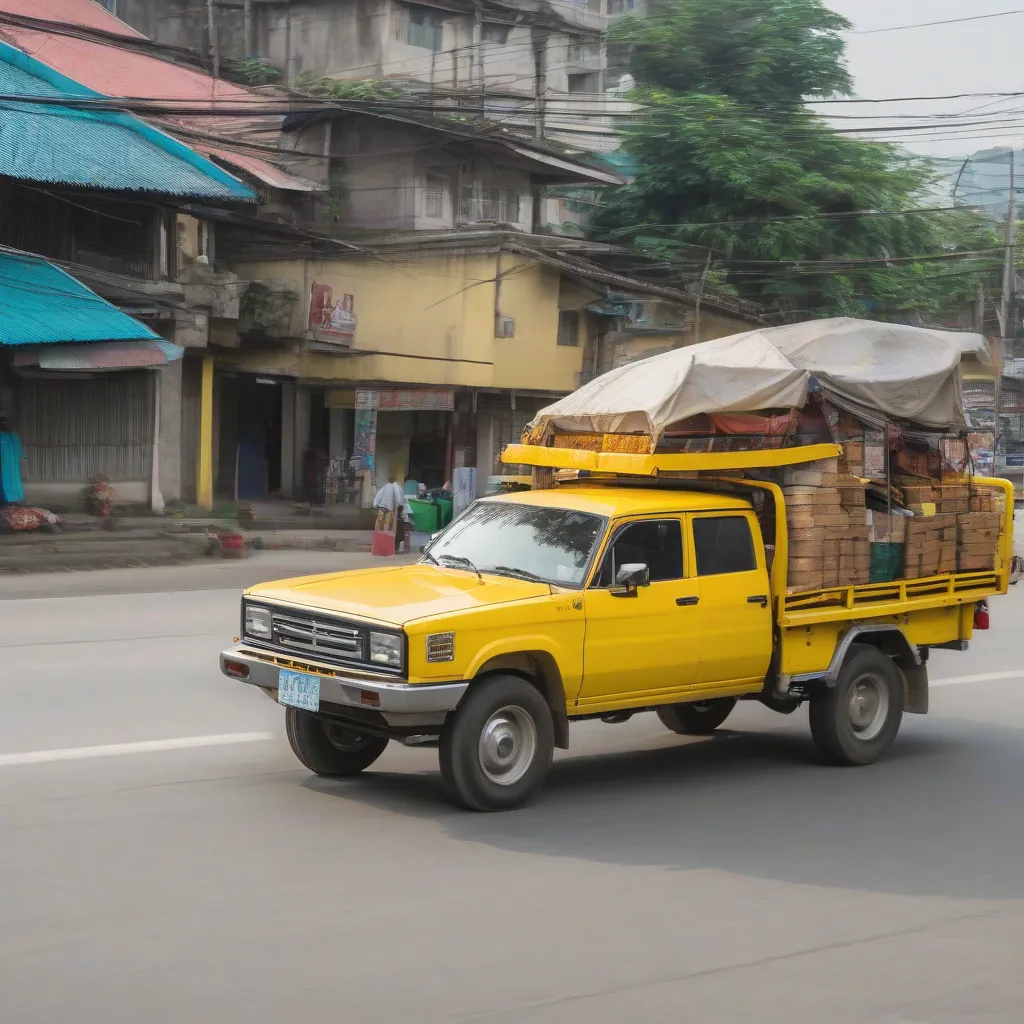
xmin=0 ymin=43 xmax=257 ymax=201
xmin=0 ymin=250 xmax=162 ymax=346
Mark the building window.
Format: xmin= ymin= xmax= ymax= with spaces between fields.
xmin=459 ymin=182 xmax=522 ymax=224
xmin=482 ymin=23 xmax=510 ymax=44
xmin=423 ymin=175 xmax=445 ymax=218
xmin=568 ymin=40 xmax=602 ymax=63
xmin=557 ymin=311 xmax=580 ymax=347
xmin=482 ymin=188 xmax=501 ymax=221
xmin=568 ymin=72 xmax=602 ymax=93
xmin=404 ymin=4 xmax=443 ymax=51
xmin=501 ymin=190 xmax=520 ymax=223
xmin=608 ymin=0 xmax=635 ymax=13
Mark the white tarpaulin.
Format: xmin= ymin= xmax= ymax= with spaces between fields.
xmin=528 ymin=318 xmax=977 ymax=440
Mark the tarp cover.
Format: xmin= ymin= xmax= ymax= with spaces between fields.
xmin=528 ymin=318 xmax=977 ymax=440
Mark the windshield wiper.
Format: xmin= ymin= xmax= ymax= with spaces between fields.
xmin=487 ymin=565 xmax=547 ymax=583
xmin=437 ymin=554 xmax=483 ymax=581
xmin=420 ymin=549 xmax=440 ymax=566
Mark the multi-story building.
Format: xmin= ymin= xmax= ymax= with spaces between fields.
xmin=0 ymin=39 xmax=257 ymax=510
xmin=0 ymin=0 xmax=758 ymax=512
xmin=107 ymin=0 xmax=629 ymax=154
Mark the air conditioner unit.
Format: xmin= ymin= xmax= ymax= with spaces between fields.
xmin=495 ymin=315 xmax=515 ymax=338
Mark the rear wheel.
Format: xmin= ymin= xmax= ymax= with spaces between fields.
xmin=656 ymin=697 xmax=737 ymax=735
xmin=285 ymin=707 xmax=389 ymax=776
xmin=809 ymin=644 xmax=904 ymax=766
xmin=439 ymin=674 xmax=554 ymax=811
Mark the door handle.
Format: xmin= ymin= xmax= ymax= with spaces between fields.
xmin=747 ymin=594 xmax=769 ymax=608
xmin=676 ymin=596 xmax=699 ymax=607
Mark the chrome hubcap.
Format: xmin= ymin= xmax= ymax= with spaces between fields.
xmin=478 ymin=705 xmax=537 ymax=786
xmin=846 ymin=674 xmax=889 ymax=742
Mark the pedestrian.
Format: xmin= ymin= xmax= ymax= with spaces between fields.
xmin=373 ymin=473 xmax=408 ymax=554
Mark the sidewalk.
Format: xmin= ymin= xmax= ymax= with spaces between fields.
xmin=0 ymin=518 xmax=378 ymax=574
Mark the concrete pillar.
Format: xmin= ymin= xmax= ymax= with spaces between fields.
xmin=196 ymin=356 xmax=214 ymax=511
xmin=281 ymin=382 xmax=295 ymax=498
xmin=328 ymin=405 xmax=348 ymax=459
xmin=474 ymin=408 xmax=493 ymax=497
xmin=295 ymin=386 xmax=311 ymax=497
xmin=157 ymin=359 xmax=183 ymax=505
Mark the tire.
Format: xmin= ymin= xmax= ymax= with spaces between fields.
xmin=808 ymin=644 xmax=904 ymax=766
xmin=656 ymin=697 xmax=737 ymax=735
xmin=285 ymin=707 xmax=389 ymax=777
xmin=438 ymin=674 xmax=555 ymax=811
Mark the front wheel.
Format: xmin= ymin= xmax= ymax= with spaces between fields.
xmin=285 ymin=707 xmax=389 ymax=776
xmin=439 ymin=674 xmax=555 ymax=811
xmin=656 ymin=697 xmax=737 ymax=735
xmin=808 ymin=644 xmax=904 ymax=766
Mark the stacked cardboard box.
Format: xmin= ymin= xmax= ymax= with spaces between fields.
xmin=842 ymin=439 xmax=864 ymax=477
xmin=867 ymin=510 xmax=907 ymax=545
xmin=957 ymin=511 xmax=1000 ymax=571
xmin=903 ymin=513 xmax=957 ymax=578
xmin=969 ymin=488 xmax=996 ymax=514
xmin=783 ymin=460 xmax=870 ymax=591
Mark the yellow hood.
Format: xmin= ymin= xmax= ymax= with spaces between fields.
xmin=246 ymin=564 xmax=550 ymax=627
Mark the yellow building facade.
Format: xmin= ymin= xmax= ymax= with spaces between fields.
xmin=195 ymin=245 xmax=757 ymax=508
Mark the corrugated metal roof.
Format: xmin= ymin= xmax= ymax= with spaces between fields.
xmin=0 ymin=249 xmax=162 ymax=346
xmin=204 ymin=146 xmax=327 ymax=193
xmin=0 ymin=22 xmax=264 ymax=104
xmin=11 ymin=339 xmax=184 ymax=369
xmin=0 ymin=47 xmax=257 ymax=198
xmin=0 ymin=0 xmax=143 ymax=38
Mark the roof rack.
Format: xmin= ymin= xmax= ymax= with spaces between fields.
xmin=500 ymin=443 xmax=842 ymax=478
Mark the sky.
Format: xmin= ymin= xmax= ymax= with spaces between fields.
xmin=817 ymin=0 xmax=1024 ymax=157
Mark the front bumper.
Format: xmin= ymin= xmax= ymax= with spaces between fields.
xmin=220 ymin=645 xmax=468 ymax=727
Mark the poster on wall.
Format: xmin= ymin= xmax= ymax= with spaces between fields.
xmin=307 ymin=282 xmax=357 ymax=346
xmin=352 ymin=408 xmax=377 ymax=470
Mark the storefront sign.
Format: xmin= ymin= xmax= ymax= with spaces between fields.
xmin=355 ymin=388 xmax=453 ymax=411
xmin=307 ymin=282 xmax=356 ymax=346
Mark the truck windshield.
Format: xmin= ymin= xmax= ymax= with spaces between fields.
xmin=424 ymin=501 xmax=605 ymax=588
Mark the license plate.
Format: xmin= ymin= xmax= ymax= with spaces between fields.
xmin=278 ymin=669 xmax=320 ymax=712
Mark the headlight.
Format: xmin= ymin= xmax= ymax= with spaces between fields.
xmin=369 ymin=632 xmax=402 ymax=668
xmin=244 ymin=604 xmax=272 ymax=640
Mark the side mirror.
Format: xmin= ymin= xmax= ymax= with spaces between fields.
xmin=611 ymin=562 xmax=650 ymax=596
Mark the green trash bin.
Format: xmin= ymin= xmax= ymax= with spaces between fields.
xmin=869 ymin=542 xmax=905 ymax=583
xmin=408 ymin=498 xmax=440 ymax=533
xmin=437 ymin=497 xmax=454 ymax=528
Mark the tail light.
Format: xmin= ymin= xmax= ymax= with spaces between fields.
xmin=974 ymin=601 xmax=990 ymax=631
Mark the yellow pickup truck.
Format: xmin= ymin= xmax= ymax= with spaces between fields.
xmin=221 ymin=445 xmax=1013 ymax=811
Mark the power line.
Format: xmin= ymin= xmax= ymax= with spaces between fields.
xmin=855 ymin=10 xmax=1024 ymax=34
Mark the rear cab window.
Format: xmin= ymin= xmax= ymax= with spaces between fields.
xmin=691 ymin=515 xmax=759 ymax=576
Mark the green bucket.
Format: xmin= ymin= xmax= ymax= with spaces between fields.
xmin=869 ymin=542 xmax=905 ymax=583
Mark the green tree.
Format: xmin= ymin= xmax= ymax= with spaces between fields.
xmin=599 ymin=0 xmax=1000 ymax=320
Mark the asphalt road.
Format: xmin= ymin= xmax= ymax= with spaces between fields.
xmin=2 ymin=556 xmax=1024 ymax=1023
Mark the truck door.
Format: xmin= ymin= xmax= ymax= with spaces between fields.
xmin=578 ymin=516 xmax=701 ymax=707
xmin=687 ymin=512 xmax=773 ymax=688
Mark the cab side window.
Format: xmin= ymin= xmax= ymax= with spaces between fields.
xmin=693 ymin=516 xmax=757 ymax=576
xmin=595 ymin=519 xmax=683 ymax=587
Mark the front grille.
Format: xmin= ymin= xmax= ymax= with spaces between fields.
xmin=268 ymin=608 xmax=366 ymax=668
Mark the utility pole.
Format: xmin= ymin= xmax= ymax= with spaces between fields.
xmin=206 ymin=0 xmax=219 ymax=78
xmin=997 ymin=150 xmax=1016 ymax=460
xmin=243 ymin=0 xmax=253 ymax=59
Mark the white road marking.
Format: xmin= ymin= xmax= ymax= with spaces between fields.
xmin=931 ymin=671 xmax=1024 ymax=688
xmin=0 ymin=732 xmax=275 ymax=767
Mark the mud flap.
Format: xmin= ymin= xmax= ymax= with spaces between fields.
xmin=902 ymin=663 xmax=929 ymax=715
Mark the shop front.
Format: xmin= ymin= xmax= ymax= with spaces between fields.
xmin=324 ymin=386 xmax=456 ymax=506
